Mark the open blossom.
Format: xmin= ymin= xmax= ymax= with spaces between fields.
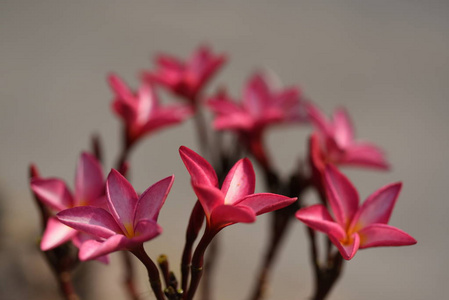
xmin=307 ymin=104 xmax=389 ymax=173
xmin=109 ymin=74 xmax=192 ymax=146
xmin=296 ymin=165 xmax=416 ymax=260
xmin=57 ymin=170 xmax=173 ymax=261
xmin=208 ymin=72 xmax=308 ymax=135
xmin=179 ymin=146 xmax=296 ymax=232
xmin=30 ymin=152 xmax=105 ymax=252
xmin=142 ymin=45 xmax=226 ymax=102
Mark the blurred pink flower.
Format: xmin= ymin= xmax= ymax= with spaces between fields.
xmin=57 ymin=170 xmax=173 ymax=261
xmin=307 ymin=104 xmax=389 ymax=174
xmin=109 ymin=74 xmax=192 ymax=146
xmin=179 ymin=146 xmax=296 ymax=232
xmin=142 ymin=45 xmax=226 ymax=102
xmin=208 ymin=72 xmax=307 ymax=135
xmin=30 ymin=152 xmax=105 ymax=252
xmin=296 ymin=165 xmax=416 ymax=260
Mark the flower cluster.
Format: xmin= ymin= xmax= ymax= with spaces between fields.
xmin=29 ymin=45 xmax=416 ymax=300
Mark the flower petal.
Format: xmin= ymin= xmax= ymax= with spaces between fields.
xmin=132 ymin=220 xmax=163 ymax=244
xmin=134 ymin=175 xmax=174 ymax=224
xmin=351 ymin=182 xmax=402 ymax=230
xmin=41 ymin=217 xmax=78 ymax=251
xmin=295 ymin=205 xmax=345 ymax=241
xmin=324 ymin=165 xmax=359 ymax=228
xmin=221 ymin=158 xmax=255 ymax=204
xmin=57 ymin=206 xmax=123 ymax=239
xmin=330 ymin=232 xmax=360 ymax=260
xmin=306 ymin=102 xmax=332 ymax=137
xmin=192 ymin=184 xmax=224 ymax=218
xmin=30 ymin=178 xmax=73 ymax=211
xmin=358 ymin=223 xmax=417 ymax=249
xmin=75 ymin=152 xmax=104 ymax=206
xmin=332 ymin=108 xmax=354 ymax=148
xmin=209 ymin=205 xmax=256 ymax=230
xmin=106 ymin=169 xmax=139 ymax=234
xmin=340 ymin=142 xmax=390 ymax=170
xmin=78 ymin=235 xmax=129 ymax=261
xmin=236 ymin=193 xmax=297 ymax=215
xmin=108 ymin=73 xmax=134 ymax=101
xmin=179 ymin=146 xmax=218 ymax=187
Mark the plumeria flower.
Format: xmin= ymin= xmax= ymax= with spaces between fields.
xmin=142 ymin=45 xmax=226 ymax=102
xmin=109 ymin=74 xmax=193 ymax=147
xmin=208 ymin=72 xmax=308 ymax=136
xmin=179 ymin=146 xmax=296 ymax=232
xmin=30 ymin=152 xmax=105 ymax=252
xmin=296 ymin=165 xmax=416 ymax=260
xmin=57 ymin=169 xmax=173 ymax=261
xmin=307 ymin=103 xmax=389 ymax=173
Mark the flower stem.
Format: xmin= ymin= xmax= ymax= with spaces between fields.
xmin=130 ymin=245 xmax=166 ymax=300
xmin=184 ymin=230 xmax=217 ymax=300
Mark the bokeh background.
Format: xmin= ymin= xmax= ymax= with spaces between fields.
xmin=1 ymin=1 xmax=448 ymax=299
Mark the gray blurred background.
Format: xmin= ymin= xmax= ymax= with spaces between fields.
xmin=1 ymin=1 xmax=448 ymax=299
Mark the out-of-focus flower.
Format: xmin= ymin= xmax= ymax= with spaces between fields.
xmin=109 ymin=74 xmax=193 ymax=147
xmin=57 ymin=170 xmax=173 ymax=261
xmin=179 ymin=146 xmax=296 ymax=232
xmin=30 ymin=152 xmax=105 ymax=251
xmin=208 ymin=73 xmax=307 ymax=167
xmin=142 ymin=45 xmax=226 ymax=102
xmin=208 ymin=72 xmax=307 ymax=135
xmin=296 ymin=165 xmax=416 ymax=260
xmin=307 ymin=104 xmax=389 ymax=173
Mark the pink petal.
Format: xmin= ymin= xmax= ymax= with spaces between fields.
xmin=295 ymin=205 xmax=346 ymax=241
xmin=330 ymin=232 xmax=360 ymax=260
xmin=134 ymin=175 xmax=174 ymax=224
xmin=108 ymin=73 xmax=133 ymax=101
xmin=351 ymin=183 xmax=402 ymax=230
xmin=221 ymin=158 xmax=255 ymax=205
xmin=324 ymin=165 xmax=359 ymax=228
xmin=192 ymin=184 xmax=224 ymax=218
xmin=57 ymin=206 xmax=123 ymax=239
xmin=79 ymin=235 xmax=128 ymax=261
xmin=72 ymin=233 xmax=110 ymax=264
xmin=40 ymin=217 xmax=78 ymax=251
xmin=209 ymin=205 xmax=256 ymax=230
xmin=135 ymin=83 xmax=157 ymax=126
xmin=358 ymin=224 xmax=417 ymax=248
xmin=236 ymin=193 xmax=297 ymax=216
xmin=213 ymin=113 xmax=254 ymax=131
xmin=179 ymin=146 xmax=218 ymax=187
xmin=332 ymin=108 xmax=354 ymax=147
xmin=132 ymin=220 xmax=163 ymax=244
xmin=106 ymin=169 xmax=139 ymax=233
xmin=30 ymin=178 xmax=73 ymax=211
xmin=243 ymin=73 xmax=271 ymax=116
xmin=75 ymin=152 xmax=104 ymax=206
xmin=340 ymin=142 xmax=390 ymax=170
xmin=306 ymin=102 xmax=332 ymax=137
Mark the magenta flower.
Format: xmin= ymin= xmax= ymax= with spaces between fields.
xmin=208 ymin=73 xmax=307 ymax=167
xmin=296 ymin=165 xmax=416 ymax=260
xmin=109 ymin=74 xmax=193 ymax=146
xmin=142 ymin=45 xmax=226 ymax=102
xmin=30 ymin=152 xmax=105 ymax=251
xmin=57 ymin=169 xmax=173 ymax=261
xmin=208 ymin=72 xmax=307 ymax=135
xmin=179 ymin=146 xmax=296 ymax=232
xmin=307 ymin=104 xmax=389 ymax=173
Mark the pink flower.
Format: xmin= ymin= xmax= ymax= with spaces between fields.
xmin=142 ymin=45 xmax=226 ymax=102
xmin=30 ymin=152 xmax=105 ymax=251
xmin=296 ymin=165 xmax=416 ymax=260
xmin=57 ymin=170 xmax=173 ymax=261
xmin=307 ymin=104 xmax=389 ymax=173
xmin=109 ymin=74 xmax=192 ymax=146
xmin=208 ymin=73 xmax=307 ymax=135
xmin=179 ymin=146 xmax=296 ymax=232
